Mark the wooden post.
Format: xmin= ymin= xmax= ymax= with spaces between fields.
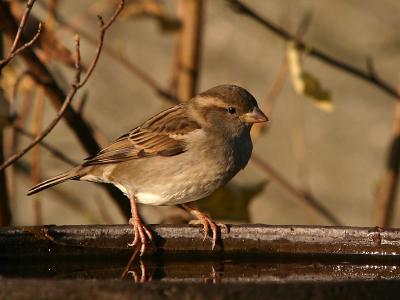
xmin=176 ymin=0 xmax=203 ymax=101
xmin=0 ymin=33 xmax=11 ymax=226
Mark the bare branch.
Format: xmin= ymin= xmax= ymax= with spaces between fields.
xmin=251 ymin=154 xmax=342 ymax=225
xmin=228 ymin=0 xmax=400 ymax=100
xmin=14 ymin=126 xmax=78 ymax=166
xmin=6 ymin=22 xmax=43 ymax=66
xmin=74 ymin=0 xmax=124 ymax=89
xmin=8 ymin=0 xmax=36 ymax=53
xmin=0 ymin=0 xmax=124 ymax=171
xmin=0 ymin=0 xmax=43 ymax=70
xmin=101 ymin=0 xmax=125 ymax=31
xmin=73 ymin=34 xmax=81 ymax=84
xmin=252 ymin=12 xmax=311 ymax=140
xmin=0 ymin=38 xmax=81 ymax=171
xmin=0 ymin=0 xmax=131 ymax=218
xmin=36 ymin=0 xmax=179 ymax=104
xmin=251 ymin=59 xmax=288 ymax=139
xmin=0 ymin=2 xmax=99 ymax=155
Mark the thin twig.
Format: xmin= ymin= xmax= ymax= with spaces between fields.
xmin=0 ymin=0 xmax=131 ymax=217
xmin=0 ymin=0 xmax=43 ymax=70
xmin=12 ymin=69 xmax=110 ymax=148
xmin=39 ymin=0 xmax=173 ymax=101
xmin=6 ymin=22 xmax=43 ymax=66
xmin=228 ymin=0 xmax=400 ymax=100
xmin=251 ymin=59 xmax=288 ymax=139
xmin=0 ymin=2 xmax=100 ymax=154
xmin=288 ymin=13 xmax=314 ymax=203
xmin=251 ymin=154 xmax=342 ymax=225
xmin=252 ymin=11 xmax=310 ymax=139
xmin=76 ymin=0 xmax=125 ymax=89
xmin=0 ymin=38 xmax=81 ymax=171
xmin=8 ymin=0 xmax=36 ymax=53
xmin=36 ymin=0 xmax=179 ymax=104
xmin=14 ymin=126 xmax=78 ymax=166
xmin=0 ymin=1 xmax=124 ymax=171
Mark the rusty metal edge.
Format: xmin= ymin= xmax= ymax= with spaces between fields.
xmin=1 ymin=224 xmax=400 ymax=260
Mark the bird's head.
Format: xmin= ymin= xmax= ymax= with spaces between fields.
xmin=188 ymin=84 xmax=268 ymax=136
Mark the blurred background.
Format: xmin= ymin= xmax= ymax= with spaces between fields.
xmin=1 ymin=0 xmax=400 ymax=228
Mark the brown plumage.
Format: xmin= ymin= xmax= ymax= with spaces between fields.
xmin=28 ymin=84 xmax=268 ymax=254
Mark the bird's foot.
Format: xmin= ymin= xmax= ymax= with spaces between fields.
xmin=203 ymin=266 xmax=223 ymax=284
xmin=189 ymin=214 xmax=228 ymax=249
xmin=128 ymin=217 xmax=153 ymax=255
xmin=128 ymin=261 xmax=151 ymax=283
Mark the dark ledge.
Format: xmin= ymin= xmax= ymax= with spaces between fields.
xmin=1 ymin=224 xmax=400 ymax=299
xmin=0 ymin=224 xmax=399 ymax=258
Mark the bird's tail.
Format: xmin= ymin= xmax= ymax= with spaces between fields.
xmin=27 ymin=168 xmax=81 ymax=196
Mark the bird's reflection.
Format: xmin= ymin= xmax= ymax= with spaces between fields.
xmin=120 ymin=247 xmax=225 ymax=284
xmin=4 ymin=250 xmax=400 ymax=283
xmin=128 ymin=261 xmax=151 ymax=283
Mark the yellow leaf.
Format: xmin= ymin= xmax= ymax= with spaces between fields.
xmin=287 ymin=41 xmax=334 ymax=112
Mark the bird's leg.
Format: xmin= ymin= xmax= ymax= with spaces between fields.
xmin=203 ymin=266 xmax=222 ymax=284
xmin=128 ymin=195 xmax=153 ymax=255
xmin=179 ymin=203 xmax=228 ymax=249
xmin=128 ymin=261 xmax=150 ymax=284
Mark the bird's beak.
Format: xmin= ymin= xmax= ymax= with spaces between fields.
xmin=240 ymin=107 xmax=269 ymax=124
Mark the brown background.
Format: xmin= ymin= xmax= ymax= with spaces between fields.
xmin=7 ymin=0 xmax=400 ymax=227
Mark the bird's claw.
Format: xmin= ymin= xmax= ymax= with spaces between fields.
xmin=128 ymin=217 xmax=153 ymax=255
xmin=219 ymin=223 xmax=229 ymax=234
xmin=128 ymin=261 xmax=151 ymax=283
xmin=203 ymin=266 xmax=222 ymax=284
xmin=189 ymin=217 xmax=227 ymax=249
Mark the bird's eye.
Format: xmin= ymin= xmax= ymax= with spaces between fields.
xmin=227 ymin=107 xmax=236 ymax=114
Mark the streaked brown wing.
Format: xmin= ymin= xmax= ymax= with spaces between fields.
xmin=83 ymin=104 xmax=201 ymax=166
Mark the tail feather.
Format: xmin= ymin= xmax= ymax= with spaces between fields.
xmin=27 ymin=170 xmax=80 ymax=195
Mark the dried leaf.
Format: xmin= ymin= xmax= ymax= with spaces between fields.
xmin=196 ymin=181 xmax=267 ymax=222
xmin=287 ymin=41 xmax=334 ymax=112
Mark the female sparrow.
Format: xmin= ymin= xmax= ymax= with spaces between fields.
xmin=28 ymin=84 xmax=268 ymax=254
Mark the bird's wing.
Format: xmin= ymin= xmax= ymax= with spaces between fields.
xmin=82 ymin=104 xmax=201 ymax=166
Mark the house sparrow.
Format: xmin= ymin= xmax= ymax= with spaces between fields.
xmin=28 ymin=84 xmax=268 ymax=254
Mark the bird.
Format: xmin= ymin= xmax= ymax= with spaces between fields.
xmin=27 ymin=84 xmax=268 ymax=255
